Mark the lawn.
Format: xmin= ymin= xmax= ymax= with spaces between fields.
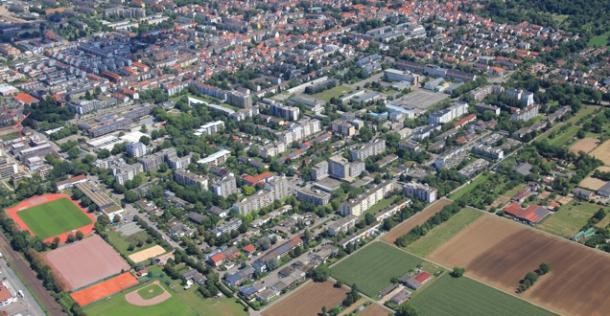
xmin=137 ymin=283 xmax=165 ymax=300
xmin=365 ymin=195 xmax=401 ymax=216
xmin=539 ymin=201 xmax=602 ymax=238
xmin=107 ymin=229 xmax=153 ymax=256
xmin=410 ymin=274 xmax=554 ymax=316
xmin=312 ymin=85 xmax=352 ymax=102
xmin=448 ymin=173 xmax=489 ymax=201
xmin=588 ymin=31 xmax=610 ymax=48
xmin=17 ymin=198 xmax=91 ymax=239
xmin=406 ymin=208 xmax=482 ymax=257
xmin=84 ymin=282 xmax=246 ymax=316
xmin=331 ymin=242 xmax=427 ymax=298
xmin=538 ymin=106 xmax=597 ymax=141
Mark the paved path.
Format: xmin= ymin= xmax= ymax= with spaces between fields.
xmin=0 ymin=232 xmax=66 ymax=315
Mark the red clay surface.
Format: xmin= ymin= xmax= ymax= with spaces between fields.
xmin=44 ymin=235 xmax=131 ymax=291
xmin=382 ymin=198 xmax=453 ymax=243
xmin=5 ymin=193 xmax=96 ymax=244
xmin=71 ymin=272 xmax=138 ymax=306
xmin=429 ymin=214 xmax=610 ymax=316
xmin=263 ymin=281 xmax=348 ymax=316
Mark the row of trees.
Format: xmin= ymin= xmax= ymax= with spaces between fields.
xmin=516 ymin=263 xmax=550 ymax=293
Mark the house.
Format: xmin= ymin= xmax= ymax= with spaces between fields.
xmin=503 ymin=203 xmax=550 ymax=224
xmin=390 ymin=288 xmax=412 ymax=305
xmin=573 ymin=188 xmax=594 ymax=200
xmin=254 ymin=235 xmax=303 ymax=272
xmin=182 ymin=268 xmax=207 ymax=288
xmin=224 ymin=267 xmax=255 ymax=287
xmin=0 ymin=283 xmax=16 ymax=307
xmin=597 ymin=182 xmax=610 ymax=197
xmin=402 ymin=271 xmax=431 ymax=290
xmin=243 ymin=244 xmax=256 ymax=256
xmin=209 ymin=252 xmax=226 ymax=267
xmin=168 ymin=222 xmax=194 ymax=239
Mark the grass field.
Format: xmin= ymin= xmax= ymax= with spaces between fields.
xmin=538 ymin=201 xmax=602 ymax=238
xmin=137 ymin=284 xmax=165 ymax=300
xmin=406 ymin=208 xmax=482 ymax=257
xmin=365 ymin=195 xmax=401 ymax=216
xmin=588 ymin=31 xmax=610 ymax=48
xmin=331 ymin=242 xmax=429 ymax=298
xmin=84 ymin=283 xmax=246 ymax=316
xmin=410 ymin=275 xmax=554 ymax=316
xmin=538 ymin=106 xmax=597 ymax=141
xmin=107 ymin=229 xmax=153 ymax=256
xmin=312 ymin=85 xmax=352 ymax=101
xmin=17 ymin=198 xmax=91 ymax=239
xmin=449 ymin=174 xmax=489 ymax=201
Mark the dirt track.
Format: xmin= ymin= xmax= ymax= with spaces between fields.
xmin=262 ymin=281 xmax=348 ymax=316
xmin=0 ymin=232 xmax=66 ymax=315
xmin=429 ymin=214 xmax=610 ymax=316
xmin=382 ymin=198 xmax=453 ymax=243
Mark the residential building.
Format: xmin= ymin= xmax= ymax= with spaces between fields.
xmin=339 ymin=181 xmax=397 ymax=216
xmin=296 ymin=186 xmax=332 ymax=206
xmin=428 ymin=102 xmax=469 ymax=125
xmin=174 ymin=170 xmax=208 ymax=190
xmin=211 ymin=173 xmax=238 ymax=197
xmin=351 ymin=139 xmax=386 ymax=161
xmin=328 ymin=155 xmax=365 ymax=181
xmin=126 ymin=142 xmax=147 ymax=158
xmin=403 ymin=182 xmax=438 ymax=203
xmin=234 ymin=177 xmax=294 ymax=215
xmin=197 ymin=149 xmax=231 ymax=167
xmin=311 ymin=161 xmax=329 ymax=180
xmin=472 ymin=145 xmax=504 ymax=160
xmin=194 ymin=121 xmax=225 ymax=136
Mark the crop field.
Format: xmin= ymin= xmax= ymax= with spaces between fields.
xmin=578 ymin=176 xmax=607 ymax=191
xmin=590 ymin=139 xmax=610 ymax=166
xmin=85 ymin=284 xmax=245 ymax=316
xmin=358 ymin=303 xmax=391 ymax=316
xmin=383 ymin=198 xmax=453 ymax=243
xmin=429 ymin=214 xmax=610 ymax=316
xmin=569 ymin=137 xmax=600 ymax=154
xmin=312 ymin=85 xmax=352 ymax=101
xmin=262 ymin=281 xmax=348 ymax=316
xmin=405 ymin=207 xmax=482 ymax=257
xmin=331 ymin=242 xmax=425 ymax=298
xmin=538 ymin=201 xmax=602 ymax=238
xmin=410 ymin=274 xmax=554 ymax=316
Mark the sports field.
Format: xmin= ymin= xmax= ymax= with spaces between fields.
xmin=406 ymin=208 xmax=482 ymax=257
xmin=137 ymin=283 xmax=165 ymax=300
xmin=17 ymin=198 xmax=92 ymax=240
xmin=538 ymin=201 xmax=602 ymax=238
xmin=410 ymin=274 xmax=554 ymax=316
xmin=331 ymin=242 xmax=424 ymax=298
xmin=84 ymin=284 xmax=246 ymax=316
xmin=312 ymin=85 xmax=352 ymax=101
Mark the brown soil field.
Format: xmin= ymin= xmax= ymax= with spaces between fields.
xmin=44 ymin=235 xmax=131 ymax=291
xmin=429 ymin=214 xmax=610 ymax=316
xmin=579 ymin=176 xmax=607 ymax=191
xmin=590 ymin=139 xmax=610 ymax=166
xmin=358 ymin=303 xmax=391 ymax=316
xmin=569 ymin=137 xmax=600 ymax=154
xmin=382 ymin=198 xmax=453 ymax=243
xmin=263 ymin=281 xmax=348 ymax=316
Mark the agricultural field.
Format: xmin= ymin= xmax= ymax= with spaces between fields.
xmin=405 ymin=208 xmax=482 ymax=257
xmin=538 ymin=201 xmax=602 ymax=238
xmin=590 ymin=139 xmax=610 ymax=166
xmin=578 ymin=176 xmax=607 ymax=191
xmin=448 ymin=174 xmax=489 ymax=201
xmin=262 ymin=281 xmax=348 ymax=316
xmin=312 ymin=85 xmax=352 ymax=102
xmin=16 ymin=198 xmax=92 ymax=240
xmin=429 ymin=214 xmax=610 ymax=316
xmin=383 ymin=198 xmax=453 ymax=243
xmin=358 ymin=303 xmax=391 ymax=316
xmin=569 ymin=137 xmax=600 ymax=154
xmin=331 ymin=242 xmax=434 ymax=298
xmin=410 ymin=274 xmax=554 ymax=316
xmin=85 ymin=283 xmax=245 ymax=316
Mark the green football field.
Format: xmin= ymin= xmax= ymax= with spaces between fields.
xmin=331 ymin=241 xmax=428 ymax=298
xmin=17 ymin=198 xmax=92 ymax=239
xmin=84 ymin=283 xmax=246 ymax=316
xmin=410 ymin=274 xmax=555 ymax=316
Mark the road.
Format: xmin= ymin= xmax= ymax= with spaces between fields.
xmin=0 ymin=257 xmax=45 ymax=316
xmin=128 ymin=204 xmax=183 ymax=250
xmin=0 ymin=232 xmax=66 ymax=315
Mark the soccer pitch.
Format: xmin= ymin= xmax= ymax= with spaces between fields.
xmin=17 ymin=198 xmax=92 ymax=239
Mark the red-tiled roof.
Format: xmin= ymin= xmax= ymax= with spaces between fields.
xmin=242 ymin=171 xmax=273 ymax=185
xmin=14 ymin=92 xmax=38 ymax=105
xmin=414 ymin=271 xmax=431 ymax=283
xmin=243 ymin=244 xmax=256 ymax=253
xmin=503 ymin=203 xmax=550 ymax=223
xmin=210 ymin=252 xmax=225 ymax=264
